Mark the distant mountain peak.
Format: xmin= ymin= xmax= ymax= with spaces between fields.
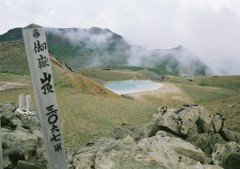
xmin=89 ymin=27 xmax=110 ymax=34
xmin=24 ymin=23 xmax=42 ymax=29
xmin=172 ymin=45 xmax=186 ymax=51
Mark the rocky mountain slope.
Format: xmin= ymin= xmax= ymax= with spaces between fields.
xmin=1 ymin=103 xmax=240 ymax=169
xmin=0 ymin=25 xmax=211 ymax=76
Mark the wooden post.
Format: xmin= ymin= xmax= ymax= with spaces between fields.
xmin=22 ymin=24 xmax=68 ymax=169
xmin=26 ymin=95 xmax=31 ymax=111
xmin=19 ymin=94 xmax=24 ymax=111
xmin=0 ymin=115 xmax=3 ymax=169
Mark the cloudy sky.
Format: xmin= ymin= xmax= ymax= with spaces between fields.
xmin=1 ymin=0 xmax=240 ymax=75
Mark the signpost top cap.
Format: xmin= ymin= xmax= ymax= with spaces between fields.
xmin=23 ymin=23 xmax=42 ymax=29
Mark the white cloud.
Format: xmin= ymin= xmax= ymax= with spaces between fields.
xmin=0 ymin=0 xmax=240 ymax=74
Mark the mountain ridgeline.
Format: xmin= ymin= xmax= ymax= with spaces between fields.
xmin=0 ymin=25 xmax=212 ymax=76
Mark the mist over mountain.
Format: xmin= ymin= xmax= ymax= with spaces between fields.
xmin=45 ymin=27 xmax=130 ymax=68
xmin=127 ymin=45 xmax=212 ymax=76
xmin=0 ymin=25 xmax=212 ymax=76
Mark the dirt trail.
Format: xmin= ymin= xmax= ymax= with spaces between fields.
xmin=0 ymin=82 xmax=25 ymax=91
xmin=127 ymin=83 xmax=193 ymax=106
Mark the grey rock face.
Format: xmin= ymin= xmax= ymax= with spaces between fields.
xmin=137 ymin=136 xmax=208 ymax=167
xmin=0 ymin=103 xmax=46 ymax=169
xmin=212 ymin=142 xmax=240 ymax=169
xmin=211 ymin=114 xmax=224 ymax=133
xmin=71 ymin=136 xmax=208 ymax=169
xmin=112 ymin=123 xmax=144 ymax=141
xmin=16 ymin=160 xmax=43 ymax=169
xmin=187 ymin=161 xmax=223 ymax=169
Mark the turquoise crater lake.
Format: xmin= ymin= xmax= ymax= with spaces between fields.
xmin=105 ymin=80 xmax=163 ymax=94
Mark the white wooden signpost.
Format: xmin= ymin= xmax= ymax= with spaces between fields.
xmin=19 ymin=94 xmax=24 ymax=110
xmin=22 ymin=24 xmax=67 ymax=169
xmin=26 ymin=95 xmax=31 ymax=111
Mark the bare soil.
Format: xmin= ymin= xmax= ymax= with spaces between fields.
xmin=127 ymin=83 xmax=193 ymax=106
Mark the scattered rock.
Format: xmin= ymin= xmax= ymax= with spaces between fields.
xmin=212 ymin=142 xmax=240 ymax=169
xmin=178 ymin=106 xmax=201 ymax=137
xmin=137 ymin=136 xmax=208 ymax=167
xmin=112 ymin=123 xmax=144 ymax=141
xmin=148 ymin=105 xmax=239 ymax=155
xmin=211 ymin=114 xmax=224 ymax=133
xmin=72 ymin=136 xmax=209 ymax=169
xmin=220 ymin=128 xmax=239 ymax=142
xmin=187 ymin=161 xmax=223 ymax=169
xmin=16 ymin=160 xmax=43 ymax=169
xmin=149 ymin=106 xmax=207 ymax=138
xmin=2 ymin=102 xmax=239 ymax=169
xmin=196 ymin=108 xmax=212 ymax=133
xmin=186 ymin=132 xmax=226 ymax=157
xmin=156 ymin=130 xmax=178 ymax=138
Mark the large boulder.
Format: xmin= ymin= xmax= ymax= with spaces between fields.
xmin=196 ymin=107 xmax=213 ymax=133
xmin=137 ymin=136 xmax=208 ymax=167
xmin=149 ymin=106 xmax=203 ymax=138
xmin=112 ymin=123 xmax=144 ymax=141
xmin=71 ymin=135 xmax=212 ymax=169
xmin=178 ymin=105 xmax=203 ymax=136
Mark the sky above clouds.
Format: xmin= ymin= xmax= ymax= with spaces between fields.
xmin=1 ymin=0 xmax=240 ymax=75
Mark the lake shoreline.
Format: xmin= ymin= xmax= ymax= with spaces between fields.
xmin=105 ymin=80 xmax=164 ymax=95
